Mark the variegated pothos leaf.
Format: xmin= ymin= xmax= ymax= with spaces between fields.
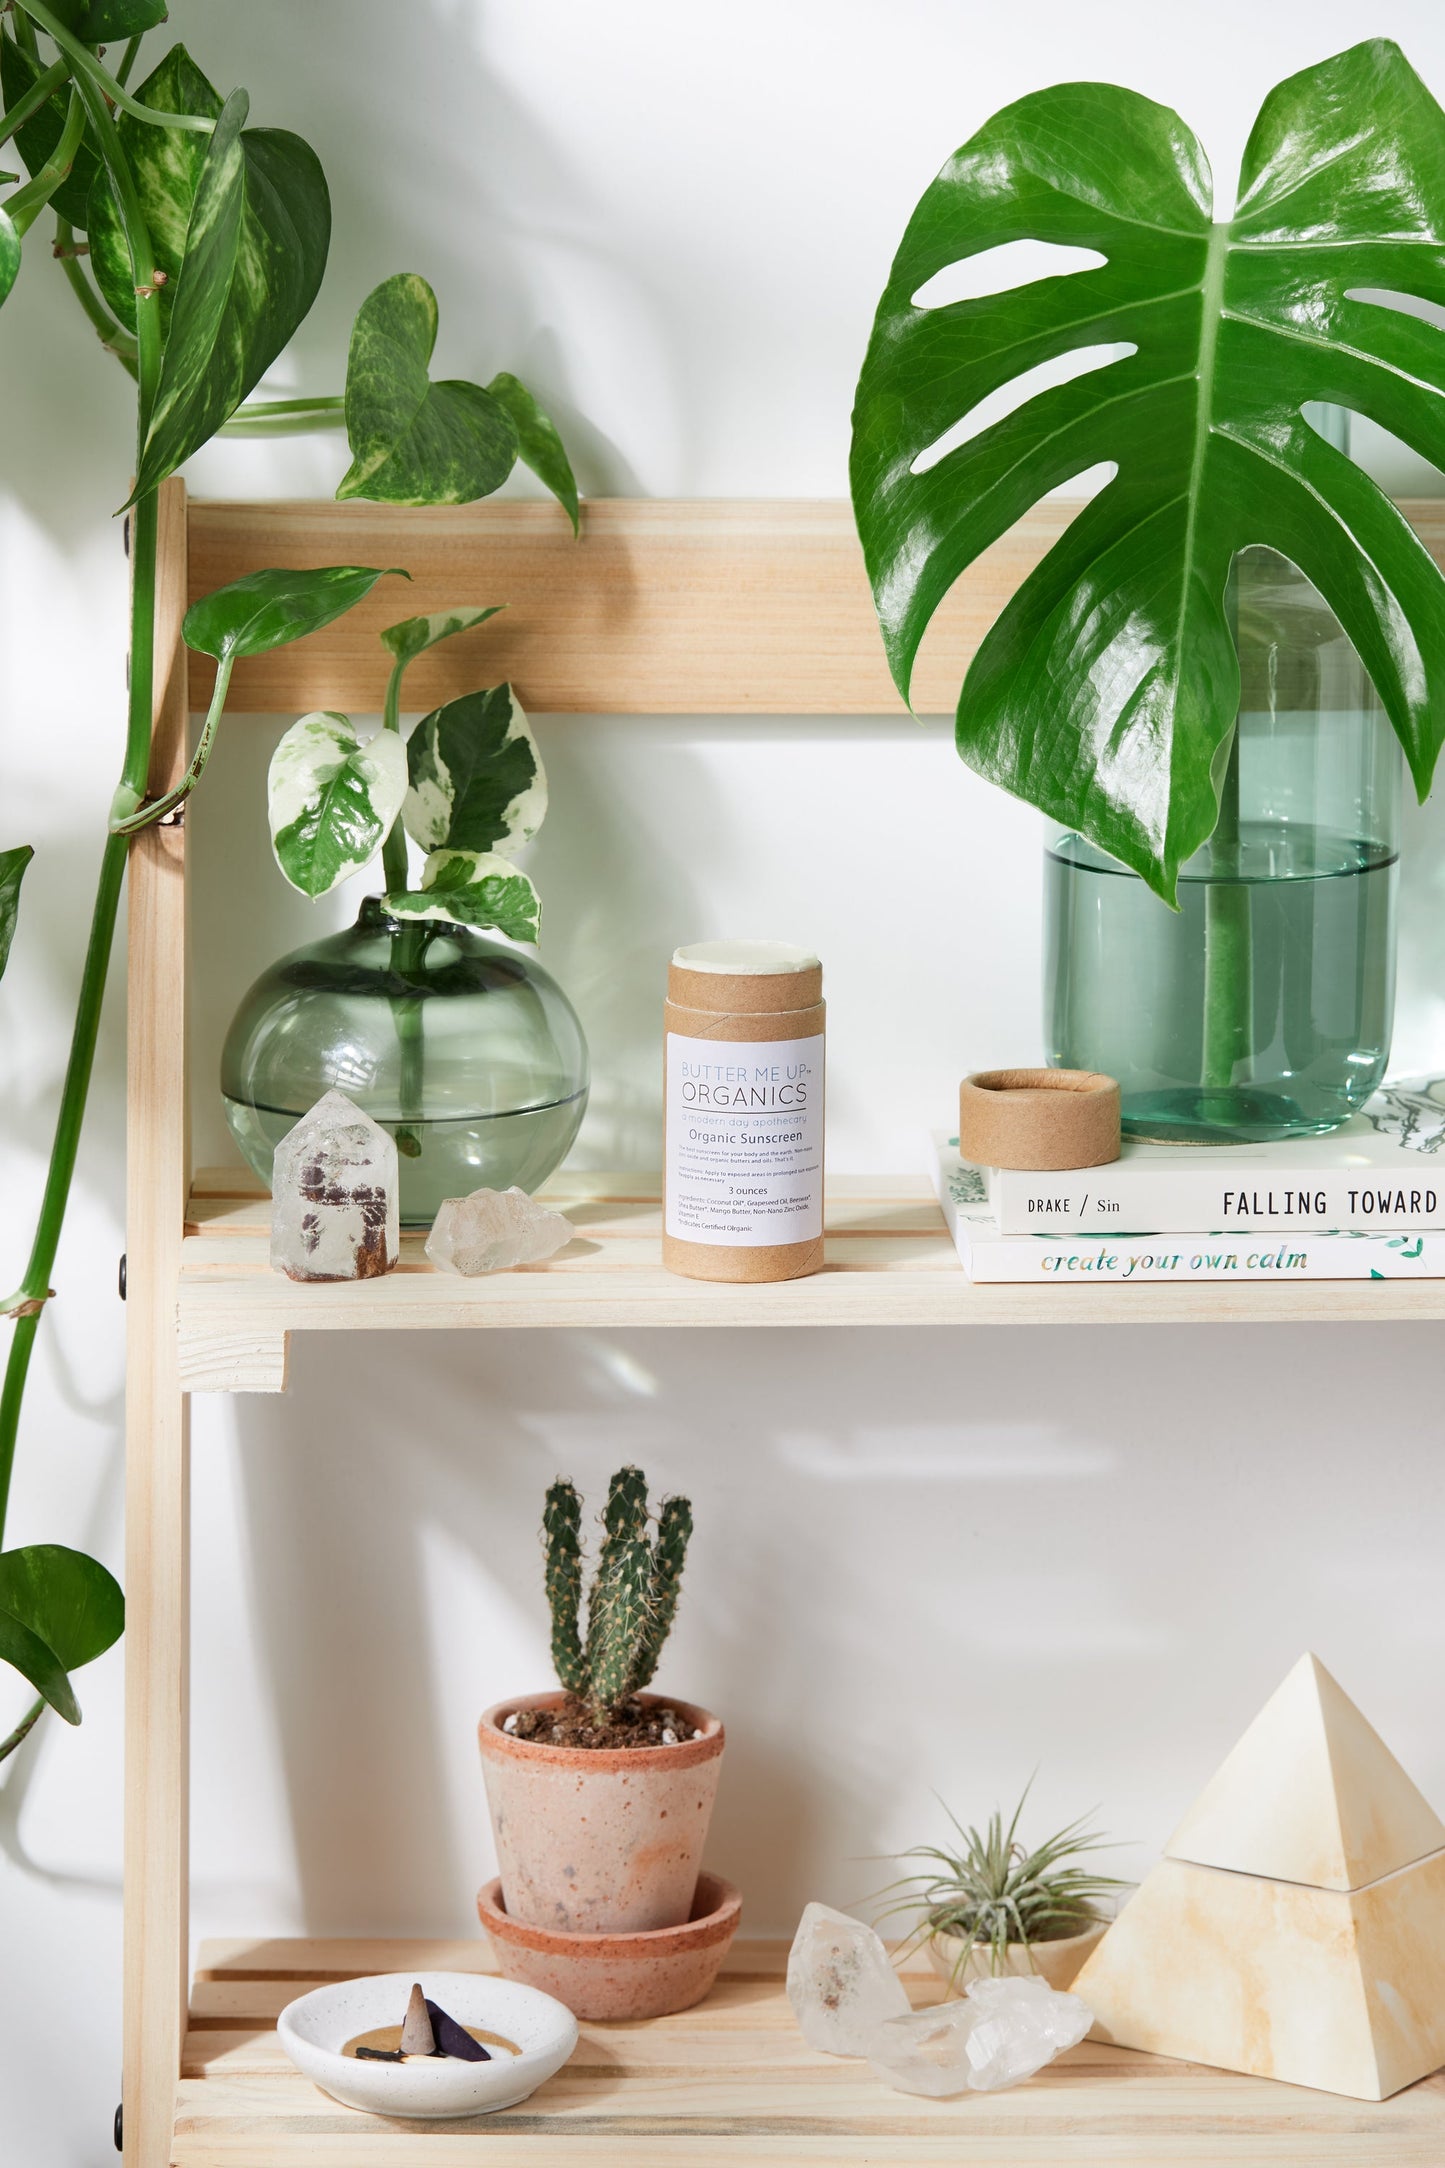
xmin=380 ymin=605 xmax=505 ymax=667
xmin=338 ymin=273 xmax=519 ymax=505
xmin=385 ymin=851 xmax=541 ymax=944
xmin=403 ymin=684 xmax=545 ymax=857
xmin=268 ymin=713 xmax=407 ymax=898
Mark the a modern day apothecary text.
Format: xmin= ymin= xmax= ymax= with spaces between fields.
xmin=665 ymin=1035 xmax=824 ymax=1245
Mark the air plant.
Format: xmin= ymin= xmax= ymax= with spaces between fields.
xmin=873 ymin=1788 xmax=1128 ymax=1985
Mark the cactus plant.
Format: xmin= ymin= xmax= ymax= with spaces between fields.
xmin=542 ymin=1467 xmax=693 ymax=1722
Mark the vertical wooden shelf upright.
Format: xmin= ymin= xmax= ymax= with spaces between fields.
xmin=123 ymin=485 xmax=1445 ymax=2165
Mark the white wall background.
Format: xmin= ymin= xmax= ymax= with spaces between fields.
xmin=6 ymin=2 xmax=1445 ymax=2157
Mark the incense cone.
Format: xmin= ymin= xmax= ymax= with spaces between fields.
xmin=400 ymin=1981 xmax=436 ymax=2056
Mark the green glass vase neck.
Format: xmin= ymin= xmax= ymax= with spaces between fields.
xmin=356 ymin=893 xmax=419 ymax=939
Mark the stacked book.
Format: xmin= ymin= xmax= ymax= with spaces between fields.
xmin=929 ymin=1078 xmax=1445 ymax=1283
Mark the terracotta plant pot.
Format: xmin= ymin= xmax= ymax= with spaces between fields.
xmin=478 ymin=1692 xmax=725 ymax=1934
xmin=478 ymin=1872 xmax=741 ymax=2020
xmin=927 ymin=1916 xmax=1109 ymax=1993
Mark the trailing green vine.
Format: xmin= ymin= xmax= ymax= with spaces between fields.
xmin=0 ymin=6 xmax=580 ymax=1764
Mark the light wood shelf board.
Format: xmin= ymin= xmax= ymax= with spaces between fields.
xmin=180 ymin=495 xmax=1445 ymax=720
xmin=176 ymin=1164 xmax=1445 ymax=1390
xmin=169 ymin=1935 xmax=1445 ymax=2165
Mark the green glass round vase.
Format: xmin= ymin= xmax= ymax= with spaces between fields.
xmin=222 ymin=896 xmax=589 ymax=1226
xmin=1045 ymin=538 xmax=1400 ymax=1145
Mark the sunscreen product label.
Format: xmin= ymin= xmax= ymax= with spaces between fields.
xmin=665 ymin=1034 xmax=824 ymax=1245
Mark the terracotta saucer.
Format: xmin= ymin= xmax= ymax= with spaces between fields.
xmin=478 ymin=1870 xmax=741 ymax=2020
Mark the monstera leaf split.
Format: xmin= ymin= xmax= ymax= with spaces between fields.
xmin=851 ymin=40 xmax=1445 ymax=900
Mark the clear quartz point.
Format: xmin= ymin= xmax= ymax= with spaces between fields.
xmin=869 ymin=1974 xmax=1092 ymax=2097
xmin=424 ymin=1186 xmax=576 ymax=1275
xmin=786 ymin=1903 xmax=909 ymax=2056
xmin=269 ymin=1090 xmax=398 ymax=1282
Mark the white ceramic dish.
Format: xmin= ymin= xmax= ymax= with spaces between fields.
xmin=277 ymin=1970 xmax=578 ymax=2119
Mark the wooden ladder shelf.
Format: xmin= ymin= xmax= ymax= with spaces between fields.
xmin=124 ymin=484 xmax=1445 ymax=2165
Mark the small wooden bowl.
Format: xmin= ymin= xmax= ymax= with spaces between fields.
xmin=959 ymin=1068 xmax=1120 ymax=1172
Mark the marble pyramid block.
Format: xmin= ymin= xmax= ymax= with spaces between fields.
xmin=1074 ymin=1654 xmax=1445 ymax=2101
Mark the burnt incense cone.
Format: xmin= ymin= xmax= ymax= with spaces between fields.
xmin=400 ymin=1982 xmax=436 ymax=2056
xmin=959 ymin=1068 xmax=1121 ymax=1172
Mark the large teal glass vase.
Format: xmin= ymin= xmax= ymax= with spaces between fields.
xmin=1045 ymin=543 xmax=1400 ymax=1144
xmin=222 ymin=897 xmax=589 ymax=1225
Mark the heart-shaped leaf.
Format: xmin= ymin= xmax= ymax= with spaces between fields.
xmin=0 ymin=1544 xmax=125 ymax=1725
xmin=185 ymin=564 xmax=404 ymax=663
xmin=851 ymin=38 xmax=1445 ymax=900
xmin=386 ymin=850 xmax=541 ymax=943
xmin=52 ymin=0 xmax=168 ymax=33
xmin=403 ymin=684 xmax=546 ymax=856
xmin=269 ymin=713 xmax=407 ymax=898
xmin=0 ymin=30 xmax=100 ymax=227
xmin=88 ymin=44 xmax=218 ymax=340
xmin=485 ymin=372 xmax=580 ymax=533
xmin=380 ymin=605 xmax=505 ymax=668
xmin=0 ymin=207 xmax=18 ymax=307
xmin=0 ymin=845 xmax=33 ymax=978
xmin=338 ymin=273 xmax=520 ymax=506
xmin=89 ymin=45 xmax=330 ymax=499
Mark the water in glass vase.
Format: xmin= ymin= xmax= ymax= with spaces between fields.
xmin=222 ymin=899 xmax=589 ymax=1225
xmin=1045 ymin=823 xmax=1397 ymax=1144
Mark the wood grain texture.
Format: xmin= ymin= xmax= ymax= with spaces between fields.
xmin=124 ymin=479 xmax=192 ymax=2168
xmin=177 ymin=1164 xmax=1445 ymax=1390
xmin=184 ymin=497 xmax=1445 ymax=719
xmin=166 ymin=1935 xmax=1445 ymax=2164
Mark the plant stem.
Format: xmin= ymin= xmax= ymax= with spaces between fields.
xmin=15 ymin=0 xmax=215 ymax=133
xmin=7 ymin=79 xmax=83 ymax=236
xmin=218 ymin=394 xmax=346 ymax=437
xmin=378 ymin=656 xmax=425 ymax=1150
xmin=53 ymin=214 xmax=138 ymax=374
xmin=1200 ymin=721 xmax=1253 ymax=1094
xmin=0 ymin=55 xmax=67 ymax=149
xmin=0 ymin=828 xmax=129 ymax=1539
xmin=114 ymin=33 xmax=142 ymax=88
xmin=0 ymin=1695 xmax=43 ymax=1765
xmin=0 ymin=49 xmax=160 ymax=1548
xmin=111 ymin=655 xmax=233 ymax=833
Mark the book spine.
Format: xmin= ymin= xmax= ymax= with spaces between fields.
xmin=986 ymin=1165 xmax=1445 ymax=1236
xmin=929 ymin=1149 xmax=1444 ymax=1282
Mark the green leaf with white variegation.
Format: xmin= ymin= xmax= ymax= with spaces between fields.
xmin=269 ymin=713 xmax=407 ymax=898
xmin=338 ymin=273 xmax=519 ymax=506
xmin=184 ymin=564 xmax=403 ymax=662
xmin=0 ymin=1543 xmax=125 ymax=1725
xmin=380 ymin=604 xmax=505 ymax=668
xmin=485 ymin=372 xmax=580 ymax=533
xmin=403 ymin=684 xmax=545 ymax=856
xmin=88 ymin=45 xmax=224 ymax=339
xmin=386 ymin=850 xmax=541 ymax=943
xmin=87 ymin=46 xmax=330 ymax=497
xmin=0 ymin=845 xmax=33 ymax=977
xmin=0 ymin=208 xmax=18 ymax=307
xmin=134 ymin=83 xmax=330 ymax=497
xmin=0 ymin=29 xmax=101 ymax=227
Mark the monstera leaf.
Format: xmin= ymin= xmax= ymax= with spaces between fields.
xmin=852 ymin=39 xmax=1445 ymax=899
xmin=88 ymin=45 xmax=330 ymax=499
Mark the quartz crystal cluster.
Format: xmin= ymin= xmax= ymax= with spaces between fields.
xmin=270 ymin=1091 xmax=398 ymax=1282
xmin=786 ymin=1904 xmax=1092 ymax=2098
xmin=425 ymin=1187 xmax=576 ymax=1275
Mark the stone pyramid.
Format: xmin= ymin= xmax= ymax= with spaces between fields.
xmin=1074 ymin=1655 xmax=1445 ymax=2100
